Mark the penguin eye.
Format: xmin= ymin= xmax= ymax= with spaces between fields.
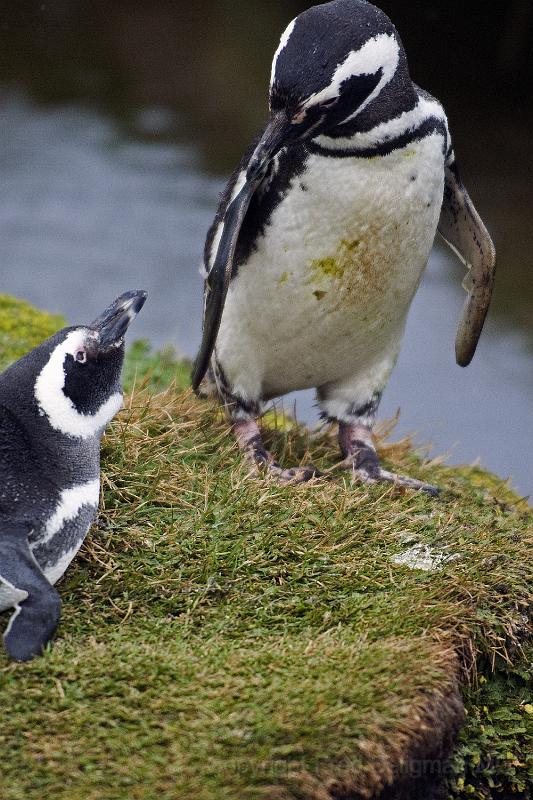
xmin=75 ymin=349 xmax=87 ymax=364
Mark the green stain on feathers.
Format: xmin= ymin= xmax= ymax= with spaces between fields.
xmin=309 ymin=238 xmax=362 ymax=285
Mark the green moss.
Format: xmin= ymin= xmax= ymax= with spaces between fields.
xmin=0 ymin=294 xmax=65 ymax=371
xmin=0 ymin=299 xmax=190 ymax=395
xmin=451 ymin=650 xmax=533 ymax=798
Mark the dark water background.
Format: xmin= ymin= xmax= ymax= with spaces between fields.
xmin=1 ymin=1 xmax=532 ymax=494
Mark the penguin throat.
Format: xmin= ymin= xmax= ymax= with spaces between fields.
xmin=34 ymin=331 xmax=123 ymax=439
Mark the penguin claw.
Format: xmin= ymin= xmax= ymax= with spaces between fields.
xmin=266 ymin=463 xmax=323 ymax=484
xmin=336 ymin=424 xmax=439 ymax=496
xmin=349 ymin=465 xmax=440 ymax=496
xmin=233 ymin=419 xmax=436 ymax=492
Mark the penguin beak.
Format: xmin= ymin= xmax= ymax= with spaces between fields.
xmin=90 ymin=290 xmax=148 ymax=348
xmin=247 ymin=110 xmax=293 ymax=180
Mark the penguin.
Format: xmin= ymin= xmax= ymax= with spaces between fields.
xmin=192 ymin=0 xmax=496 ymax=492
xmin=0 ymin=290 xmax=146 ymax=661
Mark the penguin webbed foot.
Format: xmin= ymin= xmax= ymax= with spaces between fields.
xmin=348 ymin=463 xmax=440 ymax=496
xmin=231 ymin=417 xmax=437 ymax=493
xmin=338 ymin=422 xmax=439 ymax=497
xmin=232 ymin=419 xmax=322 ymax=484
xmin=268 ymin=463 xmax=322 ymax=484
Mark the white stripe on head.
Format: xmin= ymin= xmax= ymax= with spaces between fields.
xmin=270 ymin=16 xmax=297 ymax=89
xmin=314 ymin=93 xmax=448 ymax=151
xmin=34 ymin=329 xmax=123 ymax=439
xmin=302 ymin=33 xmax=400 ymax=119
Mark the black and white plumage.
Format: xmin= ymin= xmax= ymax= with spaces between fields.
xmin=0 ymin=290 xmax=146 ymax=661
xmin=193 ymin=0 xmax=495 ymax=489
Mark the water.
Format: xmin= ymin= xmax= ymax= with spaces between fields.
xmin=1 ymin=91 xmax=532 ymax=496
xmin=1 ymin=93 xmax=218 ymax=354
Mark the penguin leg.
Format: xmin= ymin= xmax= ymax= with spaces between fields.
xmin=232 ymin=416 xmax=321 ymax=484
xmin=0 ymin=530 xmax=61 ymax=661
xmin=317 ymin=376 xmax=439 ymax=496
xmin=213 ymin=361 xmax=321 ymax=484
xmin=337 ymin=421 xmax=439 ymax=495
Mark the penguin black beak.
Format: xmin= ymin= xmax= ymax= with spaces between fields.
xmin=90 ymin=290 xmax=148 ymax=348
xmin=247 ymin=110 xmax=293 ymax=180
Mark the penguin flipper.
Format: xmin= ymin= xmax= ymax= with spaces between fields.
xmin=0 ymin=530 xmax=61 ymax=661
xmin=192 ymin=175 xmax=259 ymax=390
xmin=438 ymin=162 xmax=496 ymax=367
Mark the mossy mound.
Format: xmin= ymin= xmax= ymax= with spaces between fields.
xmin=0 ymin=300 xmax=531 ymax=800
xmin=0 ymin=294 xmax=65 ymax=371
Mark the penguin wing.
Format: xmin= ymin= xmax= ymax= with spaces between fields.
xmin=192 ymin=184 xmax=258 ymax=390
xmin=192 ymin=145 xmax=266 ymax=391
xmin=438 ymin=163 xmax=496 ymax=366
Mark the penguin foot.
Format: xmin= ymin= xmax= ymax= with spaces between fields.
xmin=338 ymin=421 xmax=439 ymax=496
xmin=347 ymin=464 xmax=440 ymax=496
xmin=232 ymin=419 xmax=322 ymax=484
xmin=266 ymin=463 xmax=323 ymax=484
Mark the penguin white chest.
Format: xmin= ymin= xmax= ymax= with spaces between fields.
xmin=216 ymin=133 xmax=445 ymax=398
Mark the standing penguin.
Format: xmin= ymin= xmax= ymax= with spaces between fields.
xmin=0 ymin=290 xmax=146 ymax=661
xmin=192 ymin=0 xmax=496 ymax=492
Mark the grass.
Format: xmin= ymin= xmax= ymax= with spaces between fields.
xmin=0 ymin=295 xmax=65 ymax=372
xmin=0 ymin=300 xmax=531 ymax=800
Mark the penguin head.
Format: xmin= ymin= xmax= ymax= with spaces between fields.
xmin=246 ymin=0 xmax=413 ymax=178
xmin=31 ymin=290 xmax=147 ymax=439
